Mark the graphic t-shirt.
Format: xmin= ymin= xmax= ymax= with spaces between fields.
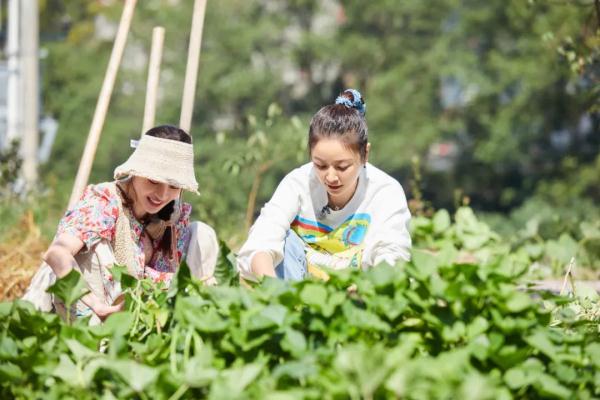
xmin=237 ymin=163 xmax=412 ymax=279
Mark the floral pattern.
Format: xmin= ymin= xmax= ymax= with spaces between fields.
xmin=56 ymin=182 xmax=192 ymax=284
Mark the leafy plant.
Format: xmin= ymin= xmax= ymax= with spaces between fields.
xmin=1 ymin=208 xmax=598 ymax=399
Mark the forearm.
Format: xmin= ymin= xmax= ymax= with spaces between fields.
xmin=250 ymin=251 xmax=277 ymax=278
xmin=43 ymin=246 xmax=79 ymax=278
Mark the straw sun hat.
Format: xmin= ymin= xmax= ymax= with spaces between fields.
xmin=113 ymin=134 xmax=199 ymax=194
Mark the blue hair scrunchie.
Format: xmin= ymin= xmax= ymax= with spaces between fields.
xmin=335 ymin=88 xmax=366 ymax=116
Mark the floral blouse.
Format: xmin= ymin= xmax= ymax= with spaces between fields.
xmin=56 ymin=182 xmax=192 ymax=283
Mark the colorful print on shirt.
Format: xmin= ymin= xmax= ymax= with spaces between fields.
xmin=291 ymin=213 xmax=371 ymax=268
xmin=56 ymin=182 xmax=192 ymax=283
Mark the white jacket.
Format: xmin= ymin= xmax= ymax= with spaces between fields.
xmin=237 ymin=162 xmax=412 ymax=279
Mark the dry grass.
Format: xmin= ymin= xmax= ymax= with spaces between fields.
xmin=0 ymin=211 xmax=49 ymax=301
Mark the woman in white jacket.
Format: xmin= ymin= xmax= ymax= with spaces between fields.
xmin=237 ymin=89 xmax=412 ymax=281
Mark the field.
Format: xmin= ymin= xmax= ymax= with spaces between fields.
xmin=0 ymin=207 xmax=598 ymax=399
xmin=1 ymin=1 xmax=599 ymax=398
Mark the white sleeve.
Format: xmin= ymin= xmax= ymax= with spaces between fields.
xmin=362 ymin=183 xmax=412 ymax=268
xmin=236 ymin=174 xmax=301 ymax=279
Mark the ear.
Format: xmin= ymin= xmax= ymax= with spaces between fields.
xmin=364 ymin=142 xmax=371 ymax=164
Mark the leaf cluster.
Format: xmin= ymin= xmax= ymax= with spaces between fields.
xmin=1 ymin=209 xmax=598 ymax=399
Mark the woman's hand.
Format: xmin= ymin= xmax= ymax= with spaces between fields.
xmin=45 ymin=234 xmax=123 ymax=320
xmin=81 ymin=292 xmax=123 ymax=321
xmin=94 ymin=302 xmax=124 ymax=321
xmin=251 ymin=251 xmax=277 ymax=278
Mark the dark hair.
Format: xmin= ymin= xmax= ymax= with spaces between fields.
xmin=308 ymin=89 xmax=368 ymax=161
xmin=145 ymin=125 xmax=192 ymax=143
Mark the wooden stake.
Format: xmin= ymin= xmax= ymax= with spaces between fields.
xmin=560 ymin=257 xmax=576 ymax=296
xmin=68 ymin=0 xmax=137 ymax=208
xmin=142 ymin=26 xmax=165 ymax=135
xmin=179 ymin=0 xmax=207 ymax=134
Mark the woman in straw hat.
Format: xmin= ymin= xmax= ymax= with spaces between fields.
xmin=23 ymin=125 xmax=218 ymax=324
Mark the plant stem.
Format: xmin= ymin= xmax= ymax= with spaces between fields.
xmin=168 ymin=384 xmax=189 ymax=400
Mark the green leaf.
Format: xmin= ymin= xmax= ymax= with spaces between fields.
xmin=168 ymin=259 xmax=193 ymax=299
xmin=213 ymin=240 xmax=240 ymax=286
xmin=504 ymin=367 xmax=530 ymax=389
xmin=409 ymin=216 xmax=433 ymax=236
xmin=108 ymin=264 xmax=128 ymax=283
xmin=535 ymin=373 xmax=571 ymax=399
xmin=281 ymin=328 xmax=307 ymax=357
xmin=585 ymin=343 xmax=600 ymax=368
xmin=432 ymin=209 xmax=451 ymax=234
xmin=183 ymin=307 xmax=229 ymax=332
xmin=92 ymin=311 xmax=134 ymax=337
xmin=544 ymin=234 xmax=578 ymax=264
xmin=552 ymin=363 xmax=577 ymax=384
xmin=245 ymin=304 xmax=288 ymax=331
xmin=505 ymin=291 xmax=532 ymax=313
xmin=580 ymin=221 xmax=600 ymax=239
xmin=107 ymin=360 xmax=159 ymax=392
xmin=343 ymin=303 xmax=390 ymax=332
xmin=0 ymin=301 xmax=12 ymax=318
xmin=525 ymin=330 xmax=558 ymax=360
xmin=367 ymin=264 xmax=398 ymax=289
xmin=0 ymin=362 xmax=23 ymax=382
xmin=65 ymin=339 xmax=98 ymax=362
xmin=442 ymin=321 xmax=465 ymax=343
xmin=0 ymin=337 xmax=18 ymax=360
xmin=272 ymin=357 xmax=319 ymax=382
xmin=259 ymin=304 xmax=288 ymax=326
xmin=209 ymin=363 xmax=263 ymax=399
xmin=52 ymin=354 xmax=83 ymax=387
xmin=300 ymin=284 xmax=328 ymax=310
xmin=411 ymin=249 xmax=439 ymax=279
xmin=185 ymin=349 xmax=219 ymax=388
xmin=47 ymin=269 xmax=90 ymax=308
xmin=322 ymin=291 xmax=346 ymax=317
xmin=466 ymin=316 xmax=490 ymax=339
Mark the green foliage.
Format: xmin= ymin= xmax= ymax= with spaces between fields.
xmin=0 ymin=140 xmax=22 ymax=197
xmin=482 ymin=194 xmax=600 ymax=277
xmin=36 ymin=0 xmax=599 ymax=234
xmin=1 ymin=208 xmax=598 ymax=399
xmin=47 ymin=269 xmax=89 ymax=311
xmin=213 ymin=240 xmax=239 ymax=287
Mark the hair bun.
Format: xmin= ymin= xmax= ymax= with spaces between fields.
xmin=335 ymin=88 xmax=366 ymax=116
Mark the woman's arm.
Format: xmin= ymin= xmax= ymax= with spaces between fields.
xmin=237 ymin=173 xmax=301 ymax=280
xmin=43 ymin=233 xmax=84 ymax=278
xmin=43 ymin=233 xmax=122 ymax=319
xmin=250 ymin=251 xmax=277 ymax=278
xmin=362 ymin=183 xmax=412 ymax=267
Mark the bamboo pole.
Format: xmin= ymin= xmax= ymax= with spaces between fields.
xmin=141 ymin=26 xmax=165 ymax=135
xmin=68 ymin=0 xmax=137 ymax=208
xmin=179 ymin=0 xmax=207 ymax=134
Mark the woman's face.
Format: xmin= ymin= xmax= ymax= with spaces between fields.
xmin=130 ymin=177 xmax=181 ymax=218
xmin=311 ymin=138 xmax=368 ymax=207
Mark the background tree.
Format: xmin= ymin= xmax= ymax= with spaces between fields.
xmin=33 ymin=0 xmax=599 ymax=244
